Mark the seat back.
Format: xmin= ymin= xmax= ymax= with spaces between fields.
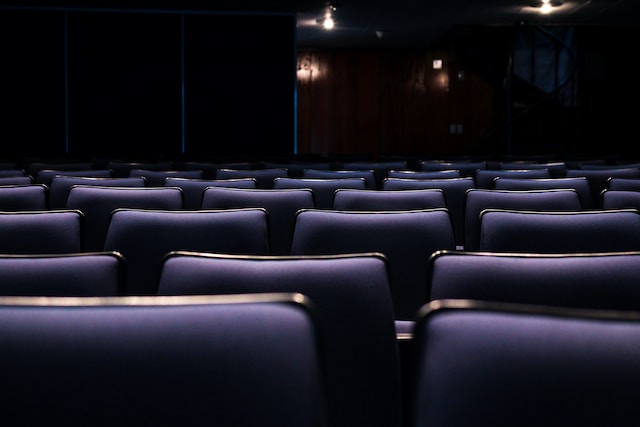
xmin=163 ymin=177 xmax=257 ymax=210
xmin=0 ymin=252 xmax=125 ymax=296
xmin=157 ymin=251 xmax=403 ymax=427
xmin=0 ymin=210 xmax=83 ymax=254
xmin=428 ymin=250 xmax=640 ymax=310
xmin=567 ymin=167 xmax=640 ymax=208
xmin=274 ymin=177 xmax=367 ymax=209
xmin=463 ymin=189 xmax=582 ymax=250
xmin=0 ymin=184 xmax=47 ymax=210
xmin=215 ymin=167 xmax=289 ymax=189
xmin=128 ymin=169 xmax=203 ymax=186
xmin=478 ymin=208 xmax=640 ymax=253
xmin=291 ymin=208 xmax=455 ymax=320
xmin=606 ymin=177 xmax=640 ymax=191
xmin=494 ymin=176 xmax=593 ymax=209
xmin=103 ymin=208 xmax=270 ymax=295
xmin=0 ymin=293 xmax=325 ymax=427
xmin=35 ymin=169 xmax=113 ymax=187
xmin=602 ymin=189 xmax=640 ymax=210
xmin=474 ymin=168 xmax=551 ymax=189
xmin=387 ymin=170 xmax=461 ymax=179
xmin=302 ymin=169 xmax=377 ymax=189
xmin=66 ymin=186 xmax=183 ymax=252
xmin=201 ymin=187 xmax=314 ymax=255
xmin=382 ymin=177 xmax=475 ymax=249
xmin=0 ymin=176 xmax=33 ymax=186
xmin=418 ymin=160 xmax=487 ymax=177
xmin=333 ymin=188 xmax=446 ymax=211
xmin=410 ymin=299 xmax=640 ymax=427
xmin=50 ymin=176 xmax=146 ymax=209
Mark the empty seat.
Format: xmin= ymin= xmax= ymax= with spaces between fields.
xmin=498 ymin=161 xmax=568 ymax=177
xmin=418 ymin=160 xmax=487 ymax=177
xmin=274 ymin=177 xmax=367 ymax=209
xmin=493 ymin=176 xmax=593 ymax=209
xmin=163 ymin=177 xmax=257 ymax=210
xmin=201 ymin=187 xmax=314 ymax=255
xmin=0 ymin=176 xmax=33 ymax=186
xmin=291 ymin=208 xmax=455 ymax=322
xmin=106 ymin=160 xmax=174 ymax=177
xmin=0 ymin=210 xmax=83 ymax=254
xmin=0 ymin=184 xmax=47 ymax=210
xmin=474 ymin=168 xmax=551 ymax=189
xmin=35 ymin=169 xmax=113 ymax=187
xmin=606 ymin=177 xmax=640 ymax=191
xmin=128 ymin=169 xmax=203 ymax=186
xmin=215 ymin=167 xmax=288 ymax=189
xmin=410 ymin=299 xmax=640 ymax=427
xmin=0 ymin=169 xmax=28 ymax=177
xmin=103 ymin=208 xmax=270 ymax=295
xmin=387 ymin=170 xmax=461 ymax=179
xmin=0 ymin=293 xmax=325 ymax=426
xmin=382 ymin=177 xmax=475 ymax=249
xmin=49 ymin=176 xmax=147 ymax=209
xmin=566 ymin=167 xmax=640 ymax=208
xmin=602 ymin=189 xmax=640 ymax=210
xmin=428 ymin=250 xmax=640 ymax=310
xmin=479 ymin=208 xmax=640 ymax=253
xmin=332 ymin=188 xmax=446 ymax=211
xmin=0 ymin=251 xmax=125 ymax=296
xmin=302 ymin=168 xmax=377 ymax=189
xmin=66 ymin=186 xmax=183 ymax=252
xmin=27 ymin=161 xmax=95 ymax=180
xmin=463 ymin=189 xmax=582 ymax=251
xmin=340 ymin=160 xmax=408 ymax=189
xmin=157 ymin=251 xmax=403 ymax=427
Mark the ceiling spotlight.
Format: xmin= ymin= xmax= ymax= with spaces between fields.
xmin=316 ymin=4 xmax=336 ymax=30
xmin=530 ymin=0 xmax=563 ymax=14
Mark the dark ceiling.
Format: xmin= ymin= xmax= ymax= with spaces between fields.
xmin=2 ymin=0 xmax=640 ymax=49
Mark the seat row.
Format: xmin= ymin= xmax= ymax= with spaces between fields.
xmin=4 ymin=180 xmax=640 ymax=248
xmin=3 ymin=249 xmax=640 ymax=426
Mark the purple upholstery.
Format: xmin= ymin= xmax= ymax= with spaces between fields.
xmin=164 ymin=177 xmax=257 ymax=210
xmin=66 ymin=186 xmax=183 ymax=252
xmin=215 ymin=167 xmax=289 ymax=189
xmin=302 ymin=169 xmax=377 ymax=189
xmin=428 ymin=250 xmax=640 ymax=310
xmin=0 ymin=210 xmax=83 ymax=254
xmin=35 ymin=168 xmax=113 ymax=186
xmin=50 ymin=176 xmax=146 ymax=209
xmin=201 ymin=187 xmax=314 ymax=255
xmin=291 ymin=208 xmax=455 ymax=320
xmin=567 ymin=167 xmax=640 ymax=208
xmin=411 ymin=300 xmax=640 ymax=426
xmin=273 ymin=177 xmax=367 ymax=209
xmin=494 ymin=177 xmax=592 ymax=209
xmin=474 ymin=168 xmax=551 ymax=189
xmin=0 ymin=252 xmax=124 ymax=296
xmin=0 ymin=293 xmax=325 ymax=426
xmin=128 ymin=168 xmax=203 ymax=186
xmin=332 ymin=188 xmax=446 ymax=211
xmin=382 ymin=177 xmax=475 ymax=248
xmin=479 ymin=208 xmax=640 ymax=253
xmin=157 ymin=251 xmax=402 ymax=427
xmin=387 ymin=170 xmax=461 ymax=179
xmin=0 ymin=184 xmax=47 ymax=210
xmin=104 ymin=208 xmax=269 ymax=295
xmin=464 ymin=189 xmax=582 ymax=251
xmin=602 ymin=190 xmax=640 ymax=210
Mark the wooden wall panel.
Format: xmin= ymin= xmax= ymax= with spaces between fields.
xmin=297 ymin=48 xmax=499 ymax=160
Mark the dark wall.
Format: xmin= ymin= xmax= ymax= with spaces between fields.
xmin=0 ymin=9 xmax=296 ymax=161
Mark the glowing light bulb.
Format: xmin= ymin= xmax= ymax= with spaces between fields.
xmin=323 ymin=16 xmax=334 ymax=30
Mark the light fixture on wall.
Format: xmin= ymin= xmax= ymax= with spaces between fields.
xmin=530 ymin=0 xmax=563 ymax=14
xmin=317 ymin=4 xmax=337 ymax=30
